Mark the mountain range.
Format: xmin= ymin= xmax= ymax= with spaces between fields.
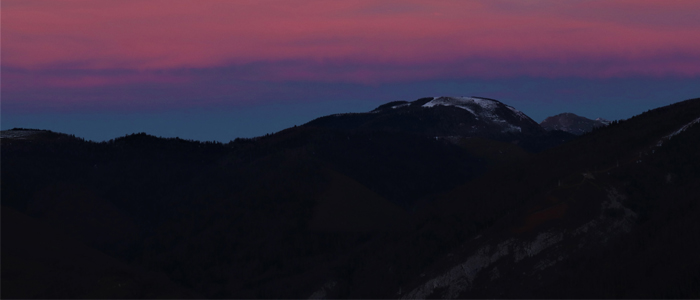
xmin=2 ymin=96 xmax=700 ymax=298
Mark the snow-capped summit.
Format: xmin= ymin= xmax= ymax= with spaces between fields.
xmin=305 ymin=96 xmax=554 ymax=147
xmin=421 ymin=96 xmax=532 ymax=132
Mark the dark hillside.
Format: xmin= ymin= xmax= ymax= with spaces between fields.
xmin=1 ymin=124 xmax=486 ymax=298
xmin=2 ymin=98 xmax=699 ymax=298
xmin=394 ymin=98 xmax=700 ymax=298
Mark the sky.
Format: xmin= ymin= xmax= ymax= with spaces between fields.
xmin=2 ymin=0 xmax=700 ymax=142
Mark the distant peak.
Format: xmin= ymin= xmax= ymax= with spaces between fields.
xmin=546 ymin=112 xmax=579 ymax=118
xmin=541 ymin=112 xmax=610 ymax=135
xmin=595 ymin=117 xmax=611 ymax=125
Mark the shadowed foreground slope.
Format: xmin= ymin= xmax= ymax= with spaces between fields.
xmin=2 ymin=98 xmax=700 ymax=298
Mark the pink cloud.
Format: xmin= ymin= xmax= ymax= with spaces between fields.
xmin=2 ymin=0 xmax=699 ymax=86
xmin=2 ymin=69 xmax=190 ymax=90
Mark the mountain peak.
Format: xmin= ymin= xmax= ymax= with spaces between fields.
xmin=421 ymin=96 xmax=531 ymax=121
xmin=305 ymin=96 xmax=573 ymax=152
xmin=595 ymin=117 xmax=611 ymax=125
xmin=540 ymin=112 xmax=609 ymax=135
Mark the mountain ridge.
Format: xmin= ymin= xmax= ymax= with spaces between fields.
xmin=2 ymin=97 xmax=700 ymax=298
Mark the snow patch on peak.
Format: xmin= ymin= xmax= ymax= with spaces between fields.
xmin=422 ymin=96 xmax=502 ymax=114
xmin=421 ymin=96 xmax=502 ymax=111
xmin=595 ymin=118 xmax=611 ymax=125
xmin=422 ymin=96 xmax=523 ymax=133
xmin=422 ymin=96 xmax=480 ymax=115
xmin=506 ymin=105 xmax=529 ymax=120
xmin=0 ymin=130 xmax=42 ymax=139
xmin=469 ymin=97 xmax=500 ymax=110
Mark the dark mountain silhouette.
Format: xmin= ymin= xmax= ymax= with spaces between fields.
xmin=540 ymin=112 xmax=610 ymax=135
xmin=305 ymin=96 xmax=576 ymax=152
xmin=309 ymin=96 xmax=541 ymax=137
xmin=2 ymin=97 xmax=700 ymax=298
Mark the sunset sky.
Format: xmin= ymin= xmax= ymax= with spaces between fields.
xmin=3 ymin=0 xmax=700 ymax=141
